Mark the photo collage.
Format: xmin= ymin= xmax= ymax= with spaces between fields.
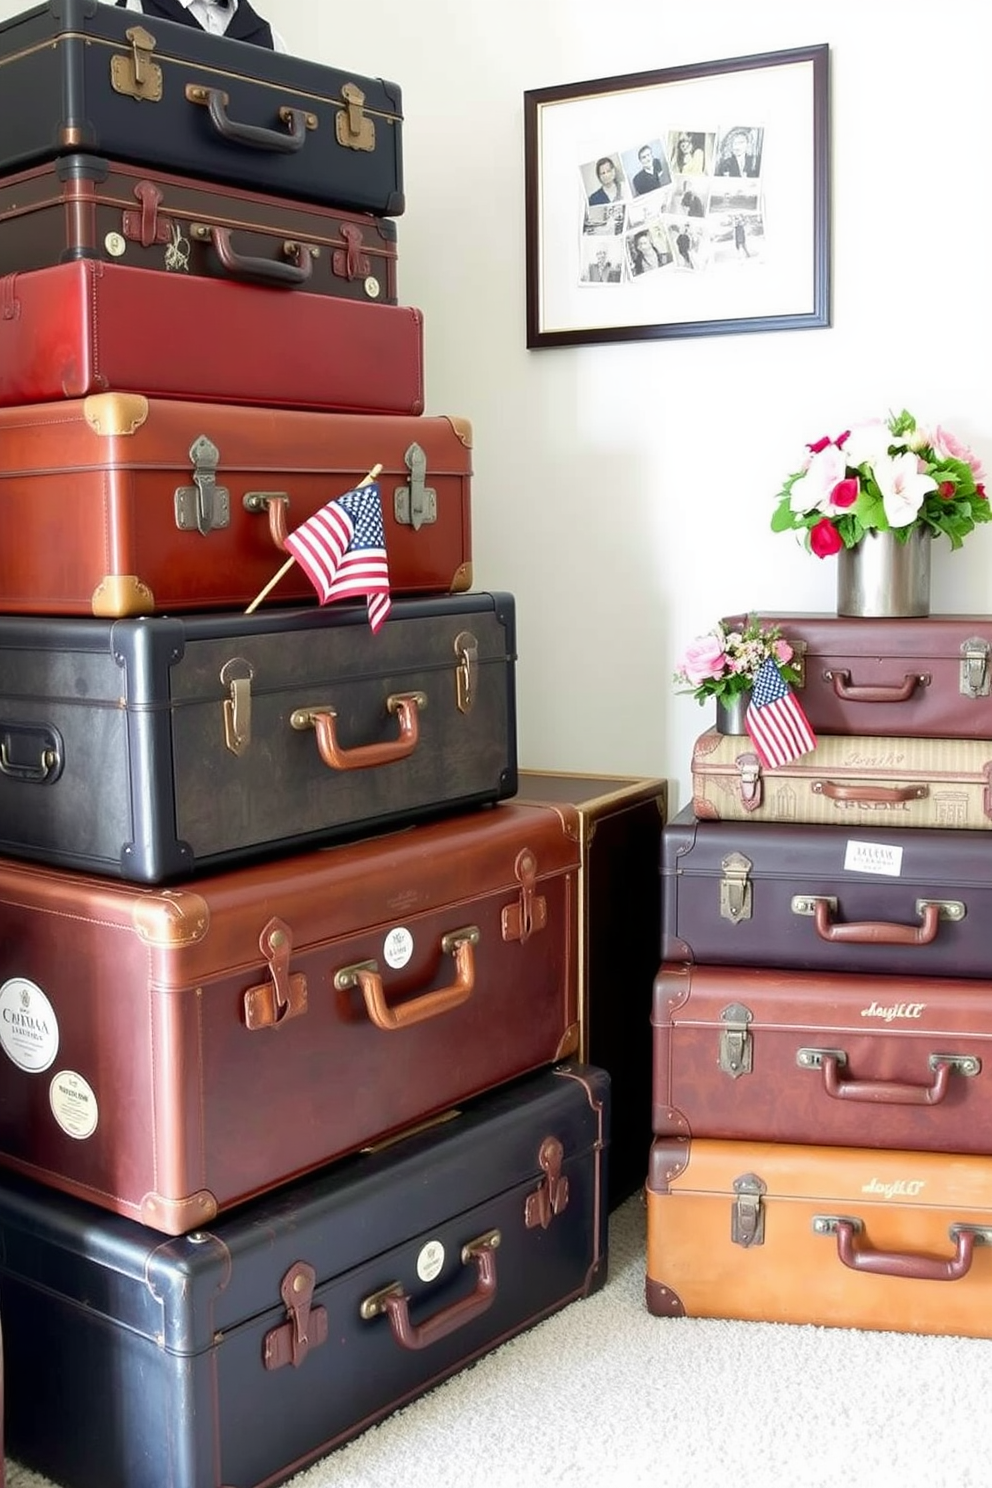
xmin=579 ymin=126 xmax=765 ymax=286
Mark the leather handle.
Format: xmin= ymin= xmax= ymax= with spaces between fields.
xmin=818 ymin=1052 xmax=953 ymax=1106
xmin=338 ymin=927 xmax=480 ymax=1031
xmin=290 ymin=693 xmax=426 ymax=771
xmin=812 ymin=780 xmax=928 ymax=804
xmin=811 ymin=897 xmax=940 ymax=946
xmin=362 ymin=1231 xmax=500 ymax=1350
xmin=823 ymin=1218 xmax=978 ymax=1281
xmin=825 ymin=670 xmax=927 ymax=703
xmin=186 ymin=84 xmax=311 ymax=153
xmin=204 ymin=224 xmax=314 ymax=285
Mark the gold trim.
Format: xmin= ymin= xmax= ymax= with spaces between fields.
xmin=82 ymin=392 xmax=149 ymax=436
xmin=91 ymin=575 xmax=156 ymax=617
xmin=131 ymin=890 xmax=211 ymax=947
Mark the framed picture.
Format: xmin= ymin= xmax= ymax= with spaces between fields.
xmin=523 ymin=44 xmax=829 ymax=348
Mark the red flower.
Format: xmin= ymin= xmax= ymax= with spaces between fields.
xmin=938 ymin=481 xmax=955 ymax=499
xmin=810 ymin=517 xmax=843 ymax=557
xmin=831 ymin=477 xmax=859 ymax=508
xmin=807 ymin=435 xmax=833 ymax=454
xmin=978 ymin=484 xmax=987 ymax=500
xmin=835 ymin=429 xmax=851 ymax=448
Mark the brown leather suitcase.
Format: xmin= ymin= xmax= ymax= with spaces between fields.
xmin=662 ymin=804 xmax=991 ymax=976
xmin=0 ymin=155 xmax=399 ymax=303
xmin=653 ymin=961 xmax=992 ymax=1152
xmin=646 ymin=1136 xmax=992 ymax=1336
xmin=692 ymin=727 xmax=992 ymax=830
xmin=0 ymin=801 xmax=581 ymax=1235
xmin=725 ymin=611 xmax=992 ymax=739
xmin=516 ymin=771 xmax=667 ymax=1208
xmin=0 ymin=393 xmax=471 ymax=614
xmin=0 ymin=259 xmax=423 ymax=413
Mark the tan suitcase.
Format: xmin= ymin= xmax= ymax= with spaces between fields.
xmin=691 ymin=727 xmax=992 ymax=830
xmin=646 ymin=1137 xmax=992 ymax=1336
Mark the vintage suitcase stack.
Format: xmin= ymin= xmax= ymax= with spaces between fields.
xmin=648 ymin=610 xmax=992 ymax=1337
xmin=0 ymin=8 xmax=610 ymax=1486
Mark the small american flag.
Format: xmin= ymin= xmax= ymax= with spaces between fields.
xmin=745 ymin=656 xmax=817 ymax=769
xmin=284 ymin=482 xmax=391 ymax=633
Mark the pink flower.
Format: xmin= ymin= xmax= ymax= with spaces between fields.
xmin=810 ymin=517 xmax=843 ymax=557
xmin=790 ymin=443 xmax=848 ymax=514
xmin=678 ymin=634 xmax=727 ymax=686
xmin=932 ymin=425 xmax=985 ymax=479
xmin=772 ymin=638 xmax=794 ymax=664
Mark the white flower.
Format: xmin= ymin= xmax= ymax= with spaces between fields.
xmin=841 ymin=419 xmax=891 ymax=467
xmin=789 ymin=443 xmax=847 ymax=515
xmin=873 ymin=451 xmax=937 ymax=528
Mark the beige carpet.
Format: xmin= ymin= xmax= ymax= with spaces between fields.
xmin=7 ymin=1191 xmax=992 ymax=1488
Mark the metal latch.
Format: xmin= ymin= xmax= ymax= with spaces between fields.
xmin=719 ymin=851 xmax=753 ymax=923
xmin=719 ymin=1002 xmax=753 ymax=1078
xmin=220 ymin=657 xmax=253 ymax=756
xmin=174 ymin=436 xmax=230 ymax=535
xmin=731 ymin=1172 xmax=766 ymax=1248
xmin=960 ymin=637 xmax=991 ymax=698
xmin=501 ymin=848 xmax=548 ymax=944
xmin=243 ymin=917 xmax=308 ymax=1030
xmin=735 ymin=751 xmax=762 ymax=809
xmin=454 ymin=630 xmax=478 ymax=713
xmin=335 ymin=81 xmax=376 ymax=151
xmin=263 ymin=1261 xmax=327 ymax=1370
xmin=110 ymin=25 xmax=163 ymax=101
xmin=525 ymin=1136 xmax=570 ymax=1230
xmin=394 ymin=443 xmax=437 ymax=531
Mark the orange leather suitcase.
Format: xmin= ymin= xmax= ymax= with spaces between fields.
xmin=646 ymin=1136 xmax=992 ymax=1336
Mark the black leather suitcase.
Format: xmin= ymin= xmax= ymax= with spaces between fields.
xmin=0 ymin=1064 xmax=609 ymax=1488
xmin=662 ymin=803 xmax=991 ymax=976
xmin=0 ymin=595 xmax=516 ymax=882
xmin=0 ymin=1 xmax=403 ymax=214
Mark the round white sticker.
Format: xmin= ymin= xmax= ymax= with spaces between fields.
xmin=417 ymin=1239 xmax=445 ymax=1283
xmin=50 ymin=1070 xmax=99 ymax=1140
xmin=0 ymin=978 xmax=59 ymax=1073
xmin=383 ymin=926 xmax=414 ymax=970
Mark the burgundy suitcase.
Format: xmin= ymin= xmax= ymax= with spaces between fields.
xmin=653 ymin=960 xmax=992 ymax=1153
xmin=725 ymin=611 xmax=992 ymax=738
xmin=0 ymin=801 xmax=581 ymax=1234
xmin=0 ymin=259 xmax=423 ymax=413
xmin=662 ymin=804 xmax=991 ymax=977
xmin=0 ymin=393 xmax=471 ymax=614
xmin=0 ymin=1064 xmax=608 ymax=1488
xmin=0 ymin=2 xmax=404 ymax=216
xmin=0 ymin=155 xmax=399 ymax=304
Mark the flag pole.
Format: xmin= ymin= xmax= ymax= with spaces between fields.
xmin=244 ymin=463 xmax=383 ymax=615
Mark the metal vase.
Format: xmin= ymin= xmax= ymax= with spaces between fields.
xmin=715 ymin=692 xmax=749 ymax=734
xmin=836 ymin=528 xmax=932 ymax=618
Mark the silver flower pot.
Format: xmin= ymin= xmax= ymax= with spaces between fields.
xmin=715 ymin=692 xmax=749 ymax=734
xmin=836 ymin=528 xmax=931 ymax=618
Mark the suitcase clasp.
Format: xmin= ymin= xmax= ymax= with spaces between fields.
xmin=336 ymin=82 xmax=376 ymax=152
xmin=174 ymin=436 xmax=230 ymax=535
xmin=110 ymin=26 xmax=163 ymax=102
xmin=263 ymin=1261 xmax=328 ymax=1370
xmin=960 ymin=637 xmax=991 ymax=698
xmin=734 ymin=751 xmax=763 ymax=810
xmin=395 ymin=442 xmax=437 ymax=531
xmin=220 ymin=657 xmax=254 ymax=756
xmin=525 ymin=1136 xmax=570 ymax=1230
xmin=454 ymin=630 xmax=478 ymax=713
xmin=244 ymin=917 xmax=308 ymax=1030
xmin=718 ymin=1002 xmax=753 ymax=1079
xmin=719 ymin=851 xmax=753 ymax=923
xmin=501 ymin=849 xmax=548 ymax=944
xmin=731 ymin=1172 xmax=766 ymax=1248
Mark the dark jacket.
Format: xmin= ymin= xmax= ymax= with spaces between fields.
xmin=115 ymin=0 xmax=275 ymax=49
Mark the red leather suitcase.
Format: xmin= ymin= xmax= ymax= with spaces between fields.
xmin=725 ymin=611 xmax=992 ymax=739
xmin=0 ymin=1065 xmax=608 ymax=1488
xmin=0 ymin=393 xmax=471 ymax=614
xmin=0 ymin=155 xmax=399 ymax=304
xmin=0 ymin=801 xmax=581 ymax=1234
xmin=662 ymin=804 xmax=991 ymax=977
xmin=653 ymin=960 xmax=992 ymax=1153
xmin=0 ymin=260 xmax=423 ymax=414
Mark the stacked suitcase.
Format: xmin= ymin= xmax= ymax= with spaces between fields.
xmin=0 ymin=8 xmax=609 ymax=1486
xmin=648 ymin=609 xmax=992 ymax=1337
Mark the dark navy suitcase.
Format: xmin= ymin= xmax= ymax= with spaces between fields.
xmin=0 ymin=1064 xmax=609 ymax=1488
xmin=0 ymin=1 xmax=404 ymax=214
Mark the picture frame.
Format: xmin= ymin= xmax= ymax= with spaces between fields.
xmin=523 ymin=44 xmax=830 ymax=348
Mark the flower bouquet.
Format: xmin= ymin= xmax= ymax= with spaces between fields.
xmin=771 ymin=408 xmax=988 ymax=556
xmin=673 ymin=614 xmax=799 ymax=705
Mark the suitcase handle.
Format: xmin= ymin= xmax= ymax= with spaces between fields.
xmin=185 ymin=84 xmax=316 ymax=154
xmin=359 ymin=1229 xmax=500 ymax=1348
xmin=811 ymin=1050 xmax=955 ymax=1106
xmin=805 ymin=896 xmax=942 ymax=946
xmin=811 ymin=780 xmax=929 ymax=804
xmin=824 ymin=669 xmax=929 ymax=703
xmin=813 ymin=1215 xmax=991 ymax=1281
xmin=335 ymin=926 xmax=480 ymax=1030
xmin=193 ymin=224 xmax=317 ymax=286
xmin=290 ymin=692 xmax=426 ymax=770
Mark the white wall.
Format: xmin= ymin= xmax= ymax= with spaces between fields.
xmin=8 ymin=0 xmax=991 ymax=809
